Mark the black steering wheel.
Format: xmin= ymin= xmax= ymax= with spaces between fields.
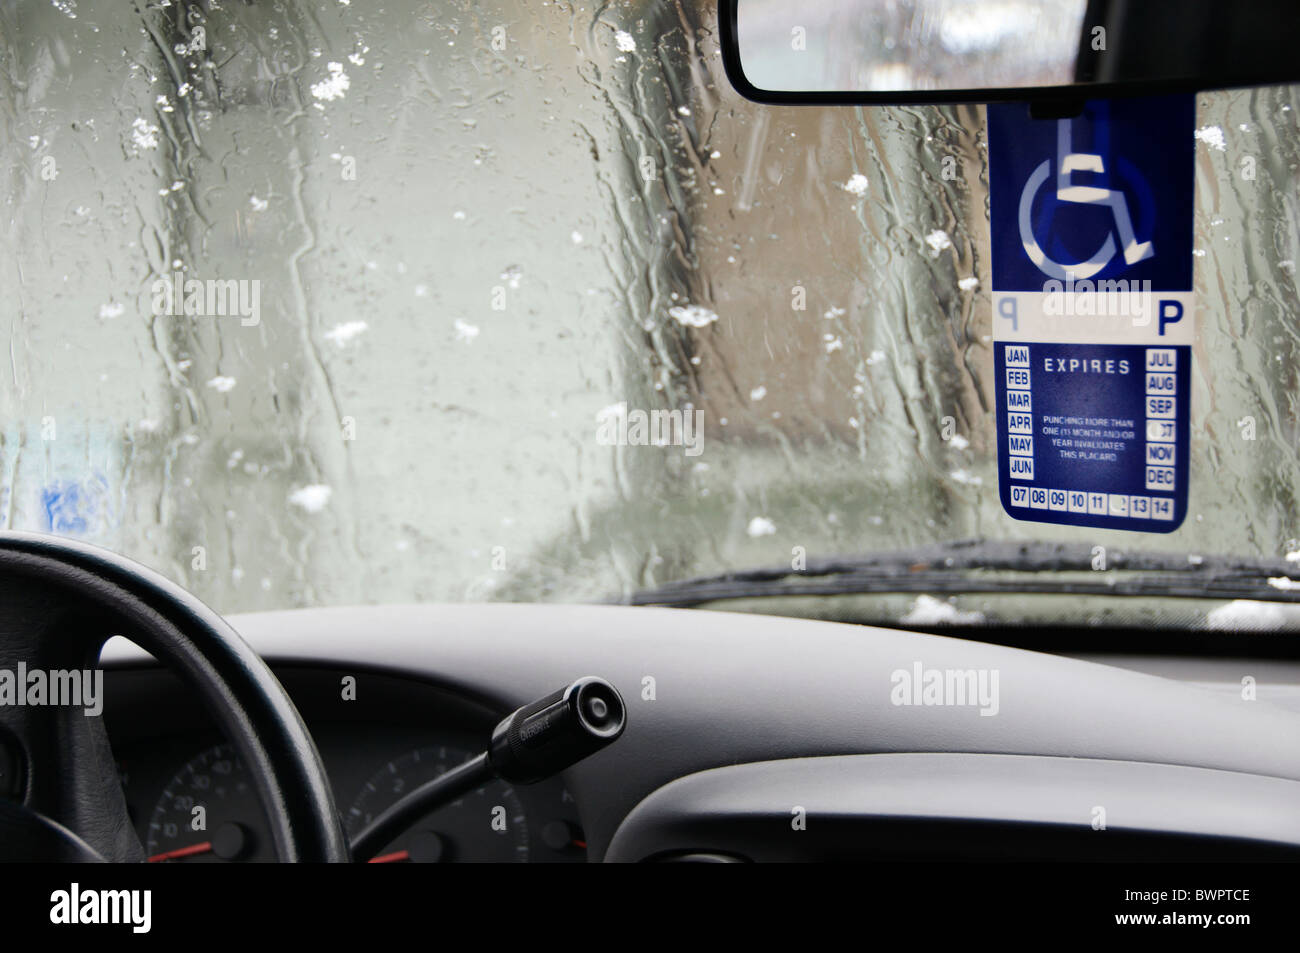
xmin=0 ymin=532 xmax=349 ymax=862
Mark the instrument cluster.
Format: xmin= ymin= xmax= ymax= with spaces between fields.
xmin=106 ymin=668 xmax=588 ymax=863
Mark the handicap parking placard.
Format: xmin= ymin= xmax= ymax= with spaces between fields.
xmin=988 ymin=95 xmax=1194 ymax=533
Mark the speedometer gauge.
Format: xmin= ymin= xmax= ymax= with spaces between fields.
xmin=346 ymin=745 xmax=530 ymax=863
xmin=145 ymin=743 xmax=272 ymax=863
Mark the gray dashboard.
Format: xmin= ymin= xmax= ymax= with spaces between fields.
xmin=101 ymin=604 xmax=1300 ymax=861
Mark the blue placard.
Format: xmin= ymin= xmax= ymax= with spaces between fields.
xmin=988 ymin=95 xmax=1195 ymax=533
xmin=995 ymin=342 xmax=1189 ymax=532
xmin=988 ymin=96 xmax=1194 ymax=292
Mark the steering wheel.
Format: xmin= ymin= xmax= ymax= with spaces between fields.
xmin=0 ymin=532 xmax=349 ymax=862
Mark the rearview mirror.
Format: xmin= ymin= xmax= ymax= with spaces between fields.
xmin=720 ymin=0 xmax=1300 ymax=104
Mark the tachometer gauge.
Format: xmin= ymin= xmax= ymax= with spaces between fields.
xmin=145 ymin=743 xmax=271 ymax=863
xmin=346 ymin=745 xmax=529 ymax=863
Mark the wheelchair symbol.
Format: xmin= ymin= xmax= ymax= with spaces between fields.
xmin=1019 ymin=118 xmax=1155 ymax=280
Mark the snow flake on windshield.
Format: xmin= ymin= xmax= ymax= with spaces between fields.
xmin=746 ymin=516 xmax=776 ymax=537
xmin=288 ymin=485 xmax=333 ymax=513
xmin=1206 ymin=600 xmax=1294 ymax=630
xmin=453 ymin=319 xmax=480 ymax=343
xmin=614 ymin=30 xmax=637 ymax=53
xmin=324 ymin=321 xmax=368 ymax=347
xmin=924 ymin=229 xmax=952 ymax=255
xmin=901 ymin=595 xmax=986 ymax=626
xmin=843 ymin=174 xmax=869 ymax=196
xmin=130 ymin=118 xmax=159 ymax=151
xmin=669 ymin=304 xmax=719 ymax=328
xmin=1194 ymin=125 xmax=1227 ymax=151
xmin=311 ymin=63 xmax=350 ymax=102
xmin=206 ymin=376 xmax=237 ymax=393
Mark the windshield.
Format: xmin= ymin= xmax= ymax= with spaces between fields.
xmin=3 ymin=0 xmax=1299 ymax=630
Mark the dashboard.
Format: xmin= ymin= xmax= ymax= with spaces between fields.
xmin=106 ymin=669 xmax=587 ymax=863
xmin=99 ymin=603 xmax=1300 ymax=862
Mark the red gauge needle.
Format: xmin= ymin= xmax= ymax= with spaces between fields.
xmin=368 ymin=850 xmax=411 ymax=864
xmin=148 ymin=841 xmax=213 ymax=863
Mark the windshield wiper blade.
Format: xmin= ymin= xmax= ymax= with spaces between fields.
xmin=606 ymin=539 xmax=1300 ymax=608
